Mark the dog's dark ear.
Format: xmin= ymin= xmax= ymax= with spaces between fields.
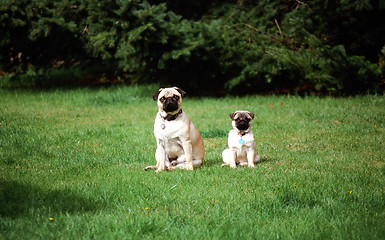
xmin=174 ymin=87 xmax=186 ymax=97
xmin=153 ymin=89 xmax=162 ymax=101
xmin=248 ymin=112 xmax=255 ymax=119
xmin=230 ymin=112 xmax=236 ymax=120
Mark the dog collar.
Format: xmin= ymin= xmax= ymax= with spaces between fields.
xmin=238 ymin=131 xmax=249 ymax=144
xmin=238 ymin=131 xmax=248 ymax=136
xmin=162 ymin=109 xmax=183 ymax=121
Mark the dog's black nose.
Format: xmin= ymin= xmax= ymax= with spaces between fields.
xmin=237 ymin=120 xmax=249 ymax=130
xmin=163 ymin=98 xmax=178 ymax=112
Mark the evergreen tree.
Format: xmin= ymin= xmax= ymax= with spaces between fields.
xmin=0 ymin=0 xmax=384 ymax=94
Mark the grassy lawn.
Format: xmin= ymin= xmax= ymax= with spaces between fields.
xmin=0 ymin=85 xmax=384 ymax=239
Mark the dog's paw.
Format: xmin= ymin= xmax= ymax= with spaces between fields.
xmin=144 ymin=165 xmax=156 ymax=171
xmin=185 ymin=164 xmax=194 ymax=171
xmin=248 ymin=163 xmax=255 ymax=168
xmin=230 ymin=164 xmax=237 ymax=169
xmin=155 ymin=167 xmax=166 ymax=173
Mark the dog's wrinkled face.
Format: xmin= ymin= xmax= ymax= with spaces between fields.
xmin=230 ymin=111 xmax=255 ymax=132
xmin=153 ymin=87 xmax=186 ymax=114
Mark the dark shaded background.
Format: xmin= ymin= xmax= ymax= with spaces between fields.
xmin=0 ymin=0 xmax=384 ymax=95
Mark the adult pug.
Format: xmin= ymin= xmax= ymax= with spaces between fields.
xmin=222 ymin=111 xmax=260 ymax=168
xmin=145 ymin=87 xmax=205 ymax=172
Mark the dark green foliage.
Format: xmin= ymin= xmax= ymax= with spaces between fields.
xmin=0 ymin=0 xmax=384 ymax=94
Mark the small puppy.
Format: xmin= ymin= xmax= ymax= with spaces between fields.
xmin=222 ymin=111 xmax=260 ymax=168
xmin=145 ymin=87 xmax=205 ymax=172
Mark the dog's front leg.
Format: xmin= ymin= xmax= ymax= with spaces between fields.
xmin=182 ymin=139 xmax=193 ymax=170
xmin=155 ymin=139 xmax=167 ymax=172
xmin=247 ymin=149 xmax=256 ymax=168
xmin=229 ymin=150 xmax=237 ymax=168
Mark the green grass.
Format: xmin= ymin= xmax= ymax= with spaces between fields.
xmin=0 ymin=85 xmax=384 ymax=239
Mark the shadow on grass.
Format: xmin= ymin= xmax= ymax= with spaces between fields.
xmin=259 ymin=156 xmax=279 ymax=164
xmin=202 ymin=156 xmax=278 ymax=168
xmin=200 ymin=129 xmax=228 ymax=138
xmin=202 ymin=158 xmax=222 ymax=168
xmin=0 ymin=180 xmax=105 ymax=218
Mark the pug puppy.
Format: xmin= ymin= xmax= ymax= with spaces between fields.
xmin=222 ymin=111 xmax=260 ymax=168
xmin=144 ymin=87 xmax=205 ymax=172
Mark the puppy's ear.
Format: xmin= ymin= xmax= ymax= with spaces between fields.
xmin=248 ymin=112 xmax=255 ymax=119
xmin=230 ymin=112 xmax=236 ymax=120
xmin=174 ymin=87 xmax=186 ymax=97
xmin=152 ymin=89 xmax=162 ymax=101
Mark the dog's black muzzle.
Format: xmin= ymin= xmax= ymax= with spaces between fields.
xmin=163 ymin=98 xmax=179 ymax=112
xmin=236 ymin=119 xmax=250 ymax=130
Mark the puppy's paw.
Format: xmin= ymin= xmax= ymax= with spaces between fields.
xmin=248 ymin=163 xmax=255 ymax=168
xmin=230 ymin=164 xmax=237 ymax=169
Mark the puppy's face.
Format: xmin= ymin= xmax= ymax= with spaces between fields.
xmin=230 ymin=111 xmax=255 ymax=132
xmin=153 ymin=87 xmax=186 ymax=114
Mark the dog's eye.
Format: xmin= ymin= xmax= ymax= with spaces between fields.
xmin=246 ymin=118 xmax=251 ymax=122
xmin=173 ymin=95 xmax=179 ymax=100
xmin=160 ymin=97 xmax=166 ymax=102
